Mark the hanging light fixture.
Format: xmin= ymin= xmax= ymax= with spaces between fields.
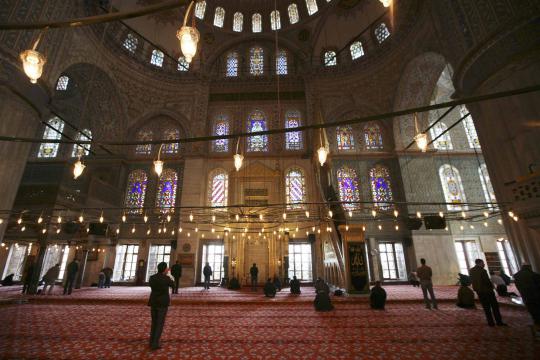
xmin=122 ymin=213 xmax=126 ymax=223
xmin=416 ymin=211 xmax=422 ymax=218
xmin=393 ymin=210 xmax=399 ymax=218
xmin=305 ymin=210 xmax=310 ymax=218
xmin=379 ymin=0 xmax=392 ymax=7
xmin=99 ymin=211 xmax=104 ymax=223
xmin=234 ymin=138 xmax=244 ymax=172
xmin=176 ymin=1 xmax=200 ymax=64
xmin=20 ymin=28 xmax=48 ymax=84
xmin=348 ymin=210 xmax=352 ymax=218
xmin=317 ymin=124 xmax=329 ymax=166
xmin=37 ymin=213 xmax=43 ymax=224
xmin=79 ymin=212 xmax=84 ymax=223
xmin=189 ymin=212 xmax=194 ymax=222
xmin=439 ymin=211 xmax=444 ymax=218
xmin=154 ymin=144 xmax=164 ymax=177
xmin=413 ymin=113 xmax=428 ymax=152
xmin=73 ymin=157 xmax=86 ymax=179
xmin=328 ymin=210 xmax=333 ymax=218
xmin=371 ymin=209 xmax=377 ymax=218
xmin=167 ymin=214 xmax=171 ymax=223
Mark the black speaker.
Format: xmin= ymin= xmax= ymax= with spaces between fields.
xmin=62 ymin=221 xmax=80 ymax=234
xmin=171 ymin=240 xmax=177 ymax=249
xmin=406 ymin=218 xmax=423 ymax=230
xmin=308 ymin=233 xmax=316 ymax=243
xmin=89 ymin=223 xmax=108 ymax=236
xmin=424 ymin=216 xmax=446 ymax=230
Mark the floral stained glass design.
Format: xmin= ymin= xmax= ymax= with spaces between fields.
xmin=286 ymin=168 xmax=305 ymax=209
xmin=439 ymin=165 xmax=467 ymax=211
xmin=288 ymin=4 xmax=299 ymax=24
xmin=156 ymin=169 xmax=177 ymax=214
xmin=350 ymin=41 xmax=364 ymax=60
xmin=162 ymin=129 xmax=179 ymax=154
xmin=135 ymin=130 xmax=152 ymax=155
xmin=150 ymin=50 xmax=164 ymax=67
xmin=270 ymin=10 xmax=281 ymax=30
xmin=252 ymin=13 xmax=262 ymax=33
xmin=370 ymin=166 xmax=394 ymax=210
xmin=195 ymin=1 xmax=206 ymax=19
xmin=337 ymin=126 xmax=355 ymax=150
xmin=247 ymin=110 xmax=268 ymax=152
xmin=214 ymin=7 xmax=225 ymax=27
xmin=337 ymin=166 xmax=361 ymax=210
xmin=209 ymin=170 xmax=228 ymax=208
xmin=38 ymin=117 xmax=65 ymax=158
xmin=285 ymin=110 xmax=302 ymax=150
xmin=72 ymin=129 xmax=92 ymax=157
xmin=324 ymin=51 xmax=337 ymax=66
xmin=213 ymin=115 xmax=230 ymax=152
xmin=305 ymin=0 xmax=318 ymax=15
xmin=364 ymin=124 xmax=383 ymax=150
xmin=233 ymin=12 xmax=243 ymax=32
xmin=125 ymin=170 xmax=148 ymax=214
xmin=56 ymin=76 xmax=69 ymax=90
xmin=123 ymin=34 xmax=138 ymax=53
xmin=250 ymin=47 xmax=264 ymax=75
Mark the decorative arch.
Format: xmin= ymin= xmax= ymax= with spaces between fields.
xmin=369 ymin=165 xmax=394 ymax=210
xmin=247 ymin=110 xmax=268 ymax=152
xmin=125 ymin=169 xmax=148 ymax=214
xmin=156 ymin=168 xmax=178 ymax=214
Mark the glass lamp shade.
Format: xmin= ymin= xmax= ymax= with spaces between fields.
xmin=73 ymin=160 xmax=86 ymax=179
xmin=20 ymin=49 xmax=46 ymax=84
xmin=176 ymin=26 xmax=200 ymax=63
xmin=380 ymin=0 xmax=392 ymax=7
xmin=414 ymin=133 xmax=428 ymax=152
xmin=317 ymin=146 xmax=328 ymax=166
xmin=153 ymin=160 xmax=164 ymax=176
xmin=233 ymin=153 xmax=244 ymax=171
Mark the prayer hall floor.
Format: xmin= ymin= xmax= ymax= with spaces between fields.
xmin=0 ymin=285 xmax=538 ymax=359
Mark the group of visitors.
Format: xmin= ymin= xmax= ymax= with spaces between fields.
xmin=97 ymin=267 xmax=113 ymax=289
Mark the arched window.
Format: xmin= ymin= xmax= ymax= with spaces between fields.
xmin=439 ymin=165 xmax=467 ymax=211
xmin=460 ymin=106 xmax=480 ymax=149
xmin=369 ymin=166 xmax=394 ymax=210
xmin=247 ymin=110 xmax=268 ymax=152
xmin=336 ymin=125 xmax=355 ymax=151
xmin=364 ymin=124 xmax=383 ymax=150
xmin=324 ymin=50 xmax=337 ymax=66
xmin=38 ymin=117 xmax=65 ymax=158
xmin=150 ymin=49 xmax=164 ymax=67
xmin=430 ymin=122 xmax=453 ymax=150
xmin=56 ymin=75 xmax=69 ymax=91
xmin=250 ymin=46 xmax=264 ymax=76
xmin=252 ymin=13 xmax=262 ymax=33
xmin=375 ymin=22 xmax=391 ymax=43
xmin=214 ymin=7 xmax=225 ymax=27
xmin=271 ymin=10 xmax=281 ymax=30
xmin=195 ymin=1 xmax=206 ymax=19
xmin=213 ymin=115 xmax=230 ymax=152
xmin=288 ymin=4 xmax=299 ymax=24
xmin=123 ymin=33 xmax=138 ymax=53
xmin=337 ymin=166 xmax=360 ymax=210
xmin=125 ymin=170 xmax=148 ymax=214
xmin=162 ymin=128 xmax=180 ymax=154
xmin=276 ymin=49 xmax=288 ymax=75
xmin=226 ymin=52 xmax=239 ymax=77
xmin=177 ymin=56 xmax=189 ymax=71
xmin=71 ymin=129 xmax=91 ymax=157
xmin=479 ymin=164 xmax=497 ymax=208
xmin=305 ymin=0 xmax=318 ymax=15
xmin=156 ymin=169 xmax=178 ymax=214
xmin=135 ymin=130 xmax=152 ymax=155
xmin=286 ymin=167 xmax=306 ymax=209
xmin=350 ymin=41 xmax=364 ymax=60
xmin=233 ymin=12 xmax=243 ymax=32
xmin=209 ymin=169 xmax=228 ymax=208
xmin=285 ymin=110 xmax=302 ymax=150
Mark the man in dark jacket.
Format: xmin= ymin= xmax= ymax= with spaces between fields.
xmin=370 ymin=281 xmax=387 ymax=310
xmin=148 ymin=262 xmax=174 ymax=350
xmin=250 ymin=263 xmax=259 ymax=291
xmin=63 ymin=259 xmax=79 ymax=295
xmin=513 ymin=264 xmax=540 ymax=331
xmin=469 ymin=259 xmax=506 ymax=326
xmin=290 ymin=276 xmax=301 ymax=294
xmin=203 ymin=262 xmax=212 ymax=290
xmin=264 ymin=278 xmax=277 ymax=298
xmin=22 ymin=260 xmax=35 ymax=294
xmin=170 ymin=261 xmax=182 ymax=294
xmin=102 ymin=267 xmax=113 ymax=288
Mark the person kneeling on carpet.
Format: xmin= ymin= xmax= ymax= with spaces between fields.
xmin=370 ymin=281 xmax=387 ymax=310
xmin=273 ymin=276 xmax=282 ymax=291
xmin=264 ymin=278 xmax=277 ymax=298
xmin=314 ymin=278 xmax=334 ymax=311
xmin=290 ymin=276 xmax=301 ymax=294
xmin=456 ymin=273 xmax=475 ymax=309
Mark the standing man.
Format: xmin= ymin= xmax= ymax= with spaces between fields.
xmin=417 ymin=258 xmax=438 ymax=309
xmin=170 ymin=260 xmax=182 ymax=294
xmin=469 ymin=259 xmax=507 ymax=326
xmin=250 ymin=263 xmax=259 ymax=291
xmin=148 ymin=262 xmax=174 ymax=350
xmin=63 ymin=259 xmax=79 ymax=295
xmin=513 ymin=264 xmax=540 ymax=333
xmin=203 ymin=262 xmax=212 ymax=290
xmin=42 ymin=263 xmax=60 ymax=295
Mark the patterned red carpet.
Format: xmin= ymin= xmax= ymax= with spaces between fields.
xmin=0 ymin=286 xmax=538 ymax=359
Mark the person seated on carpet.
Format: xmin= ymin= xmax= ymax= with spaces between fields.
xmin=102 ymin=267 xmax=113 ymax=288
xmin=264 ymin=278 xmax=277 ymax=298
xmin=456 ymin=273 xmax=475 ymax=309
xmin=314 ymin=278 xmax=334 ymax=311
xmin=273 ymin=276 xmax=282 ymax=292
xmin=491 ymin=271 xmax=519 ymax=297
xmin=370 ymin=281 xmax=387 ymax=310
xmin=1 ymin=274 xmax=14 ymax=286
xmin=290 ymin=276 xmax=301 ymax=294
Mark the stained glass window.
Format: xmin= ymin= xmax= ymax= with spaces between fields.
xmin=286 ymin=168 xmax=306 ymax=209
xmin=271 ymin=10 xmax=281 ymax=30
xmin=213 ymin=115 xmax=230 ymax=152
xmin=439 ymin=165 xmax=467 ymax=211
xmin=178 ymin=56 xmax=189 ymax=71
xmin=123 ymin=33 xmax=138 ymax=53
xmin=460 ymin=106 xmax=480 ymax=149
xmin=56 ymin=75 xmax=69 ymax=90
xmin=288 ymin=4 xmax=299 ymax=24
xmin=71 ymin=129 xmax=91 ymax=157
xmin=285 ymin=110 xmax=302 ymax=150
xmin=276 ymin=49 xmax=288 ymax=75
xmin=430 ymin=122 xmax=453 ymax=150
xmin=375 ymin=22 xmax=390 ymax=43
xmin=150 ymin=49 xmax=164 ymax=67
xmin=247 ymin=110 xmax=268 ymax=152
xmin=214 ymin=7 xmax=225 ymax=27
xmin=337 ymin=166 xmax=360 ymax=210
xmin=125 ymin=170 xmax=148 ymax=214
xmin=38 ymin=117 xmax=65 ymax=158
xmin=324 ymin=50 xmax=337 ymax=66
xmin=479 ymin=164 xmax=497 ymax=209
xmin=369 ymin=166 xmax=394 ymax=210
xmin=156 ymin=169 xmax=178 ymax=214
xmin=135 ymin=130 xmax=152 ymax=155
xmin=337 ymin=125 xmax=355 ymax=150
xmin=195 ymin=1 xmax=206 ymax=19
xmin=233 ymin=12 xmax=243 ymax=32
xmin=350 ymin=41 xmax=364 ymax=60
xmin=226 ymin=52 xmax=239 ymax=77
xmin=364 ymin=124 xmax=383 ymax=150
xmin=306 ymin=0 xmax=318 ymax=15
xmin=209 ymin=169 xmax=228 ymax=208
xmin=250 ymin=46 xmax=264 ymax=75
xmin=252 ymin=13 xmax=262 ymax=33
xmin=162 ymin=128 xmax=180 ymax=154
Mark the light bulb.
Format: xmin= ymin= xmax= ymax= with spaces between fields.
xmin=305 ymin=211 xmax=310 ymax=218
xmin=144 ymin=215 xmax=148 ymax=223
xmin=460 ymin=225 xmax=464 ymax=230
xmin=461 ymin=211 xmax=466 ymax=219
xmin=484 ymin=222 xmax=488 ymax=227
xmin=439 ymin=211 xmax=444 ymax=218
xmin=211 ymin=228 xmax=215 ymax=233
xmin=362 ymin=225 xmax=366 ymax=231
xmin=153 ymin=160 xmax=164 ymax=177
xmin=233 ymin=153 xmax=244 ymax=171
xmin=79 ymin=215 xmax=84 ymax=223
xmin=131 ymin=226 xmax=136 ymax=234
xmin=147 ymin=229 xmax=151 ymax=235
xmin=508 ymin=211 xmax=514 ymax=217
xmin=116 ymin=228 xmax=120 ymax=234
xmin=414 ymin=133 xmax=428 ymax=152
xmin=393 ymin=210 xmax=399 ymax=218
xmin=41 ymin=228 xmax=46 ymax=234
xmin=371 ymin=210 xmax=377 ymax=217
xmin=497 ymin=219 xmax=503 ymax=225
xmin=470 ymin=225 xmax=474 ymax=229
xmin=345 ymin=225 xmax=349 ymax=231
xmin=195 ymin=227 xmax=198 ymax=232
xmin=21 ymin=226 xmax=26 ymax=232
xmin=37 ymin=216 xmax=42 ymax=224
xmin=122 ymin=214 xmax=126 ymax=222
xmin=259 ymin=214 xmax=263 ymax=221
xmin=395 ymin=225 xmax=399 ymax=230
xmin=167 ymin=215 xmax=171 ymax=223
xmin=56 ymin=228 xmax=60 ymax=234
xmin=178 ymin=227 xmax=182 ymax=233
xmin=235 ymin=214 xmax=240 ymax=221
xmin=17 ymin=217 xmax=22 ymax=224
xmin=171 ymin=230 xmax=175 ymax=235
xmin=282 ymin=213 xmax=287 ymax=220
xmin=378 ymin=225 xmax=382 ymax=230
xmin=99 ymin=213 xmax=104 ymax=223
xmin=513 ymin=215 xmax=519 ymax=222
xmin=189 ymin=213 xmax=194 ymax=222
xmin=163 ymin=226 xmax=167 ymax=233
xmin=176 ymin=25 xmax=200 ymax=63
xmin=213 ymin=215 xmax=217 ymax=222
xmin=380 ymin=0 xmax=392 ymax=7
xmin=312 ymin=226 xmax=315 ymax=232
xmin=328 ymin=210 xmax=333 ymax=218
xmin=158 ymin=228 xmax=162 ymax=234
xmin=20 ymin=49 xmax=46 ymax=84
xmin=416 ymin=211 xmax=422 ymax=218
xmin=57 ymin=216 xmax=62 ymax=223
xmin=73 ymin=159 xmax=85 ymax=179
xmin=317 ymin=146 xmax=328 ymax=166
xmin=483 ymin=211 xmax=489 ymax=218
xmin=348 ymin=211 xmax=352 ymax=218
xmin=187 ymin=232 xmax=191 ymax=237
